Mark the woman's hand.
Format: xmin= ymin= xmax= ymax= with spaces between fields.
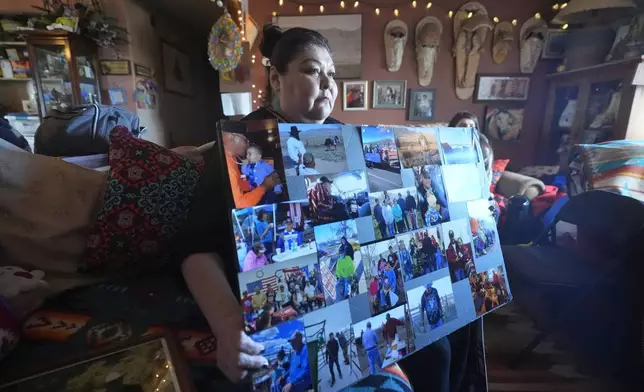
xmin=216 ymin=322 xmax=268 ymax=382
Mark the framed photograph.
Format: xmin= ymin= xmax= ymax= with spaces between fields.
xmin=134 ymin=63 xmax=153 ymax=77
xmin=343 ymin=80 xmax=368 ymax=111
xmin=474 ymin=74 xmax=530 ymax=103
xmin=107 ymin=88 xmax=127 ymax=105
xmin=407 ymin=88 xmax=436 ymax=121
xmin=542 ymin=29 xmax=569 ymax=59
xmin=0 ymin=332 xmax=195 ymax=392
xmin=274 ymin=14 xmax=362 ymax=79
xmin=373 ymin=80 xmax=406 ymax=109
xmin=161 ymin=40 xmax=193 ymax=96
xmin=484 ymin=106 xmax=525 ymax=141
xmin=98 ymin=60 xmax=131 ymax=76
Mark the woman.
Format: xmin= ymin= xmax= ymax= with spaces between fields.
xmin=255 ymin=210 xmax=274 ymax=257
xmin=242 ymin=242 xmax=267 ymax=272
xmin=340 ymin=236 xmax=354 ymax=260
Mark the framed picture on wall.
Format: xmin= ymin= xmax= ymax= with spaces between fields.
xmin=343 ymin=80 xmax=368 ymax=111
xmin=407 ymin=88 xmax=436 ymax=121
xmin=542 ymin=29 xmax=569 ymax=59
xmin=373 ymin=80 xmax=406 ymax=109
xmin=484 ymin=106 xmax=525 ymax=141
xmin=161 ymin=40 xmax=193 ymax=97
xmin=474 ymin=74 xmax=530 ymax=103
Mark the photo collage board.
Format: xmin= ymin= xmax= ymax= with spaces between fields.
xmin=218 ymin=120 xmax=512 ymax=392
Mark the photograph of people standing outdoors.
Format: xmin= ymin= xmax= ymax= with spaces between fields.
xmin=368 ymin=187 xmax=421 ymax=240
xmin=274 ymin=202 xmax=317 ymax=263
xmin=360 ymin=239 xmax=406 ymax=316
xmin=467 ymin=199 xmax=498 ymax=257
xmin=440 ymin=219 xmax=475 ymax=283
xmin=470 ymin=266 xmax=510 ymax=317
xmin=279 ymin=123 xmax=348 ymax=176
xmin=396 ymin=226 xmax=445 ymax=280
xmin=306 ymin=171 xmax=370 ymax=225
xmin=221 ymin=123 xmax=287 ymax=208
xmin=414 ymin=165 xmax=449 ymax=227
xmin=250 ymin=320 xmax=313 ymax=392
xmin=303 ymin=302 xmax=359 ymax=391
xmin=406 ymin=276 xmax=458 ymax=348
xmin=360 ymin=126 xmax=402 ymax=191
xmin=393 ymin=127 xmax=441 ymax=168
xmin=314 ymin=220 xmax=366 ymax=305
xmin=232 ymin=204 xmax=277 ymax=273
xmin=352 ymin=305 xmax=415 ymax=377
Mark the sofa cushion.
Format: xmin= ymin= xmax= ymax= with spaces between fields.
xmin=490 ymin=159 xmax=509 ymax=193
xmin=79 ymin=126 xmax=204 ymax=273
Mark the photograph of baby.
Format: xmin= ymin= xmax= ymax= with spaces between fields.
xmin=470 ymin=265 xmax=510 ymax=317
xmin=414 ymin=165 xmax=450 ymax=227
xmin=303 ymin=301 xmax=360 ymax=391
xmin=250 ymin=319 xmax=314 ymax=392
xmin=361 ymin=239 xmax=407 ymax=316
xmin=407 ymin=276 xmax=458 ymax=348
xmin=442 ymin=164 xmax=484 ymax=203
xmin=467 ymin=200 xmax=498 ymax=258
xmin=396 ymin=226 xmax=445 ymax=281
xmin=306 ymin=171 xmax=370 ymax=226
xmin=239 ymin=255 xmax=325 ymax=335
xmin=352 ymin=305 xmax=415 ymax=377
xmin=314 ymin=220 xmax=366 ymax=306
xmin=233 ymin=204 xmax=277 ymax=273
xmin=221 ymin=121 xmax=287 ymax=208
xmin=369 ymin=187 xmax=422 ymax=240
xmin=439 ymin=127 xmax=478 ymax=165
xmin=361 ymin=126 xmax=402 ymax=192
xmin=273 ymin=202 xmax=318 ymax=263
xmin=279 ymin=123 xmax=348 ymax=176
xmin=440 ymin=219 xmax=475 ymax=284
xmin=393 ymin=127 xmax=441 ymax=168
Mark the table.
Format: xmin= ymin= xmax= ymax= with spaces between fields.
xmin=272 ymin=243 xmax=317 ymax=263
xmin=274 ymin=306 xmax=297 ymax=320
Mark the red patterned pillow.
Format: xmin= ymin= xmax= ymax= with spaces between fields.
xmin=79 ymin=126 xmax=204 ymax=273
xmin=490 ymin=159 xmax=510 ymax=193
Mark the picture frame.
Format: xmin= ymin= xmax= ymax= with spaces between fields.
xmin=98 ymin=60 xmax=131 ymax=76
xmin=107 ymin=87 xmax=127 ymax=105
xmin=407 ymin=88 xmax=436 ymax=121
xmin=343 ymin=80 xmax=368 ymax=111
xmin=542 ymin=29 xmax=569 ymax=59
xmin=0 ymin=332 xmax=195 ymax=392
xmin=474 ymin=74 xmax=531 ymax=103
xmin=484 ymin=106 xmax=525 ymax=142
xmin=134 ymin=63 xmax=153 ymax=77
xmin=161 ymin=40 xmax=193 ymax=97
xmin=372 ymin=80 xmax=407 ymax=109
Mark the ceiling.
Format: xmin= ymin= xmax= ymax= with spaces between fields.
xmin=136 ymin=0 xmax=226 ymax=36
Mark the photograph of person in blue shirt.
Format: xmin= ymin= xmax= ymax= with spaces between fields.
xmin=277 ymin=218 xmax=303 ymax=252
xmin=277 ymin=331 xmax=312 ymax=392
xmin=242 ymin=145 xmax=285 ymax=204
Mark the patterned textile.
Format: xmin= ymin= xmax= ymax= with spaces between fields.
xmin=79 ymin=126 xmax=204 ymax=273
xmin=569 ymin=141 xmax=644 ymax=202
xmin=490 ymin=159 xmax=509 ymax=193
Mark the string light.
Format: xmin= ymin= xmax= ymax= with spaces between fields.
xmin=448 ymin=10 xmax=453 ymax=18
xmin=299 ymin=4 xmax=303 ymax=12
xmin=354 ymin=1 xmax=359 ymax=8
xmin=412 ymin=1 xmax=417 ymax=8
xmin=279 ymin=0 xmax=283 ymax=6
xmin=252 ymin=84 xmax=256 ymax=88
xmin=237 ymin=10 xmax=241 ymax=14
xmin=562 ymin=23 xmax=569 ymax=29
xmin=259 ymin=89 xmax=263 ymax=93
xmin=253 ymin=100 xmax=257 ymax=103
xmin=511 ymin=19 xmax=517 ymax=26
xmin=320 ymin=5 xmax=324 ymax=12
xmin=552 ymin=3 xmax=560 ymax=10
xmin=426 ymin=2 xmax=432 ymax=9
xmin=375 ymin=8 xmax=379 ymax=15
xmin=561 ymin=2 xmax=567 ymax=9
xmin=272 ymin=11 xmax=277 ymax=16
xmin=535 ymin=12 xmax=541 ymax=19
xmin=467 ymin=12 xmax=473 ymax=18
xmin=493 ymin=16 xmax=499 ymax=23
xmin=251 ymin=54 xmax=256 ymax=59
xmin=340 ymin=1 xmax=345 ymax=8
xmin=394 ymin=8 xmax=399 ymax=17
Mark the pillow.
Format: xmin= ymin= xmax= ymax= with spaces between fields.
xmin=490 ymin=159 xmax=509 ymax=193
xmin=79 ymin=126 xmax=205 ymax=273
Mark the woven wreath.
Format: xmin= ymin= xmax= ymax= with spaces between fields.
xmin=208 ymin=13 xmax=243 ymax=72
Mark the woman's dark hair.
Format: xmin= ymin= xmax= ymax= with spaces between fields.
xmin=259 ymin=23 xmax=331 ymax=106
xmin=448 ymin=111 xmax=480 ymax=129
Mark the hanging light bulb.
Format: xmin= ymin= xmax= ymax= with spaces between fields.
xmin=340 ymin=1 xmax=345 ymax=8
xmin=272 ymin=11 xmax=277 ymax=16
xmin=535 ymin=12 xmax=541 ymax=19
xmin=252 ymin=59 xmax=255 ymax=63
xmin=511 ymin=19 xmax=517 ymax=26
xmin=252 ymin=84 xmax=256 ymax=88
xmin=552 ymin=3 xmax=560 ymax=10
xmin=299 ymin=5 xmax=303 ymax=13
xmin=493 ymin=16 xmax=499 ymax=23
xmin=252 ymin=54 xmax=256 ymax=59
xmin=426 ymin=2 xmax=432 ymax=8
xmin=253 ymin=100 xmax=257 ymax=104
xmin=394 ymin=9 xmax=399 ymax=17
xmin=412 ymin=1 xmax=417 ymax=8
xmin=375 ymin=8 xmax=380 ymax=15
xmin=259 ymin=90 xmax=263 ymax=93
xmin=467 ymin=12 xmax=473 ymax=18
xmin=448 ymin=10 xmax=453 ymax=18
xmin=562 ymin=23 xmax=569 ymax=29
xmin=320 ymin=5 xmax=324 ymax=12
xmin=279 ymin=0 xmax=284 ymax=6
xmin=561 ymin=2 xmax=568 ymax=9
xmin=354 ymin=1 xmax=359 ymax=8
xmin=237 ymin=10 xmax=241 ymax=14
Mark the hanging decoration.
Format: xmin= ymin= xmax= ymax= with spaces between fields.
xmin=208 ymin=10 xmax=243 ymax=72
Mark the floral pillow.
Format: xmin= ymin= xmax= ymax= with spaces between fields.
xmin=490 ymin=159 xmax=510 ymax=193
xmin=79 ymin=127 xmax=204 ymax=273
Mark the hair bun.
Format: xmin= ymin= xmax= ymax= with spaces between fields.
xmin=259 ymin=23 xmax=283 ymax=59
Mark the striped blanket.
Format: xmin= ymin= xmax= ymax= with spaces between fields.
xmin=569 ymin=140 xmax=644 ymax=201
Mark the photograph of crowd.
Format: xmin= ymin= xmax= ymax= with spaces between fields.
xmin=314 ymin=220 xmax=365 ymax=306
xmin=396 ymin=226 xmax=446 ymax=280
xmin=305 ymin=171 xmax=370 ymax=225
xmin=239 ymin=257 xmax=325 ymax=334
xmin=368 ymin=187 xmax=422 ymax=240
xmin=406 ymin=276 xmax=458 ymax=348
xmin=440 ymin=219 xmax=475 ymax=283
xmin=303 ymin=302 xmax=360 ymax=391
xmin=233 ymin=204 xmax=277 ymax=273
xmin=222 ymin=123 xmax=287 ymax=208
xmin=279 ymin=123 xmax=348 ymax=176
xmin=439 ymin=127 xmax=478 ymax=165
xmin=352 ymin=305 xmax=415 ymax=377
xmin=250 ymin=319 xmax=313 ymax=392
xmin=414 ymin=165 xmax=450 ymax=226
xmin=361 ymin=239 xmax=407 ymax=316
xmin=470 ymin=266 xmax=510 ymax=317
xmin=467 ymin=200 xmax=498 ymax=258
xmin=393 ymin=127 xmax=441 ymax=168
xmin=361 ymin=126 xmax=402 ymax=192
xmin=442 ymin=164 xmax=484 ymax=203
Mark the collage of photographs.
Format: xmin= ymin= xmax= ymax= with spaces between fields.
xmin=220 ymin=120 xmax=510 ymax=392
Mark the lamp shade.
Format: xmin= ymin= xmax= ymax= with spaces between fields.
xmin=552 ymin=0 xmax=636 ymax=25
xmin=222 ymin=92 xmax=253 ymax=116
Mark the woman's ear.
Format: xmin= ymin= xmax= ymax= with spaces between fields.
xmin=269 ymin=66 xmax=281 ymax=95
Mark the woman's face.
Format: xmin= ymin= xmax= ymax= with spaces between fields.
xmin=271 ymin=45 xmax=337 ymax=123
xmin=456 ymin=118 xmax=477 ymax=129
